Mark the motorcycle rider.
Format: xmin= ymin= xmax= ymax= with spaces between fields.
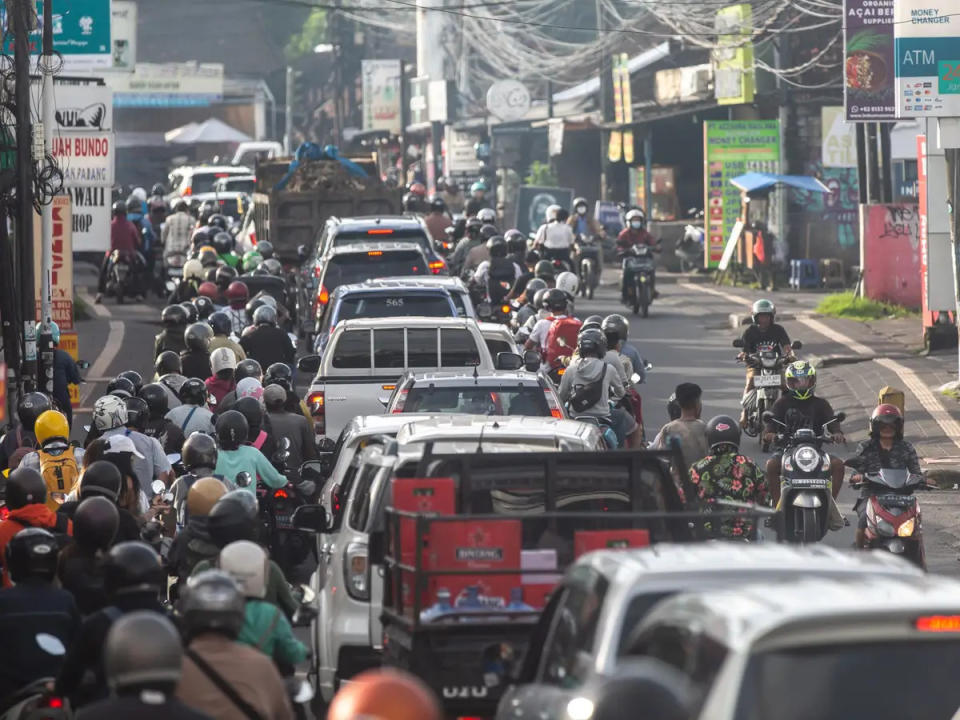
xmin=193 ymin=295 xmax=216 ymax=321
xmin=166 ymin=379 xmax=217 ymax=436
xmin=181 ymin=322 xmax=214 ymax=380
xmin=97 ymin=201 xmax=144 ymax=303
xmin=176 ymin=569 xmax=294 ymax=719
xmin=424 ymin=195 xmax=452 ymax=243
xmin=215 ymin=291 xmax=249 ymax=351
xmin=214 ymin=266 xmax=239 ymax=306
xmin=168 ymin=433 xmax=226 ymax=526
xmin=239 ymin=305 xmax=295 ymax=371
xmin=139 ymin=383 xmax=186 ymax=454
xmin=0 ymin=468 xmax=71 ymax=586
xmin=327 ymin=668 xmax=443 ymax=720
xmin=568 ymin=195 xmax=606 ymax=272
xmin=213 ymin=411 xmax=287 ymax=491
xmin=59 ymin=458 xmax=141 ymax=543
xmin=234 ymin=395 xmax=276 ymax=458
xmin=463 ymin=218 xmax=498 ymax=278
xmin=523 ymin=287 xmax=574 ymax=365
xmin=156 ymin=304 xmax=190 ymax=358
xmin=464 ymin=180 xmax=491 ymax=217
xmin=617 ymin=208 xmax=660 ymax=299
xmin=448 ymin=216 xmax=484 ymax=276
xmin=217 ymin=359 xmax=262 ymax=414
xmin=263 ymin=385 xmax=316 ymax=470
xmin=473 ymin=235 xmax=522 ymax=305
xmin=205 ymin=348 xmax=237 ymax=406
xmin=513 ymin=277 xmax=547 ymax=331
xmin=651 ymin=383 xmax=710 ymax=471
xmin=156 ymin=351 xmax=187 ymax=406
xmin=850 ymin=404 xmax=922 ymax=549
xmin=57 ymin=496 xmax=119 ymax=614
xmin=0 ymin=391 xmax=51 ymax=472
xmin=737 ymin=299 xmax=794 ymax=427
xmin=162 ymin=200 xmax=194 ymax=272
xmin=213 ymin=232 xmax=240 ymax=269
xmin=439 ymin=177 xmax=465 ymax=215
xmin=533 ymin=204 xmax=576 ymax=269
xmin=18 ymin=409 xmax=84 ymax=508
xmin=168 ymin=476 xmax=227 ymax=581
xmin=169 ymin=258 xmax=205 ymax=304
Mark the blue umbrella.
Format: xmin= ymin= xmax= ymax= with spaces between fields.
xmin=730 ymin=171 xmax=832 ymax=194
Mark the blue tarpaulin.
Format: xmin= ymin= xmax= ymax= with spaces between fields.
xmin=730 ymin=172 xmax=831 ymax=194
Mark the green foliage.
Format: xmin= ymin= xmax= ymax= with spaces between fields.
xmin=815 ymin=292 xmax=915 ymax=322
xmin=525 ymin=161 xmax=558 ymax=187
xmin=285 ymin=8 xmax=327 ymax=61
xmin=846 ymin=31 xmax=886 ymax=53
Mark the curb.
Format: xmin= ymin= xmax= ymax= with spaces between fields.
xmin=805 ymin=353 xmax=877 ymax=369
xmin=926 ymin=468 xmax=960 ymax=489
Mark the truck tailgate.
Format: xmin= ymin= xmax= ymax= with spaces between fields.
xmin=320 ymin=376 xmax=401 ymax=439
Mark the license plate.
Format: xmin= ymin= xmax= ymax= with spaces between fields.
xmin=877 ymin=494 xmax=916 ymax=507
xmin=276 ymin=515 xmax=292 ymax=529
xmin=753 ymin=375 xmax=781 ymax=388
xmin=789 ymin=478 xmax=829 ymax=488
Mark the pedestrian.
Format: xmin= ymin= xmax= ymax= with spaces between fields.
xmin=651 ymin=383 xmax=710 ymax=471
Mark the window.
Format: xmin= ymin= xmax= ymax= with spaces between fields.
xmin=324 ymin=251 xmax=429 ymax=291
xmin=441 ymin=328 xmax=481 ymax=367
xmin=539 ymin=568 xmax=609 ymax=688
xmin=450 ymin=292 xmax=469 ymax=317
xmin=407 ymin=328 xmax=438 ymax=366
xmin=402 ymin=386 xmax=550 ymax=416
xmin=348 ymin=460 xmax=382 ymax=531
xmin=485 ymin=338 xmax=513 ymax=358
xmin=333 ymin=227 xmax=433 ymax=255
xmin=332 ymin=330 xmax=371 ymax=369
xmin=335 ymin=293 xmax=454 ymax=323
xmin=374 ymin=329 xmax=405 ymax=369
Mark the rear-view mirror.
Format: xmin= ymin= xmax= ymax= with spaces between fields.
xmin=476 ymin=301 xmax=492 ymax=319
xmin=297 ymin=355 xmax=321 ymax=374
xmin=301 ymin=457 xmax=332 ymax=482
xmin=523 ymin=350 xmax=540 ymax=373
xmin=496 ymin=352 xmax=523 ymax=371
xmin=291 ymin=503 xmax=329 ymax=533
xmin=235 ymin=472 xmax=253 ymax=488
xmin=150 ymin=479 xmax=166 ymax=496
xmin=732 ymin=338 xmax=744 ymax=348
xmin=77 ymin=360 xmax=91 ymax=370
xmin=791 ymin=340 xmax=803 ymax=350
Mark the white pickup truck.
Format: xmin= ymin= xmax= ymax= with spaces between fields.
xmin=298 ymin=316 xmax=503 ymax=441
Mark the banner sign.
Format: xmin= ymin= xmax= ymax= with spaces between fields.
xmin=362 ymin=59 xmax=402 ymax=134
xmin=703 ymin=120 xmax=780 ymax=268
xmin=713 ymin=4 xmax=755 ymax=105
xmin=2 ymin=0 xmax=111 ymax=70
xmin=65 ymin=186 xmax=110 ymax=253
xmin=844 ymin=0 xmax=896 ymax=120
xmin=58 ymin=332 xmax=80 ymax=407
xmin=107 ymin=62 xmax=224 ymax=108
xmin=822 ymin=106 xmax=858 ymax=167
xmin=50 ymin=82 xmax=112 ymax=132
xmin=895 ymin=0 xmax=960 ymax=117
xmin=33 ymin=195 xmax=74 ymax=330
xmin=52 ymin=133 xmax=114 ymax=186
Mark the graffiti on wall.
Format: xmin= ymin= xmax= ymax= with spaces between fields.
xmin=861 ymin=203 xmax=921 ymax=308
xmin=792 ymin=163 xmax=860 ymax=248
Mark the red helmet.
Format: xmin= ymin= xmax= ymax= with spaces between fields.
xmin=870 ymin=403 xmax=903 ymax=438
xmin=408 ymin=182 xmax=426 ymax=197
xmin=226 ymin=280 xmax=250 ymax=308
xmin=327 ymin=669 xmax=441 ymax=720
xmin=198 ymin=281 xmax=219 ymax=300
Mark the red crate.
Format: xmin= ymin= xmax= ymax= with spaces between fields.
xmin=574 ymin=529 xmax=650 ymax=558
xmin=391 ymin=477 xmax=456 ymax=565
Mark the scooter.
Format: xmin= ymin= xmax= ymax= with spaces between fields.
xmin=848 ymin=461 xmax=926 ymax=568
xmin=675 ymin=224 xmax=705 ymax=272
xmin=575 ymin=235 xmax=602 ymax=299
xmin=734 ymin=339 xmax=803 ymax=448
xmin=106 ymin=250 xmax=136 ymax=304
xmin=764 ymin=411 xmax=845 ymax=543
xmin=619 ymin=245 xmax=657 ymax=317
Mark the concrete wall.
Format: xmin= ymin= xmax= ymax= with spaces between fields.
xmin=860 ymin=203 xmax=921 ymax=309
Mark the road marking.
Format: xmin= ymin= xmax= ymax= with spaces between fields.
xmin=679 ymin=282 xmax=752 ymax=308
xmin=79 ymin=320 xmax=125 ymax=405
xmin=794 ymin=315 xmax=873 ymax=356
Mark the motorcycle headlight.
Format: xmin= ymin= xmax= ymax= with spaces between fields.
xmin=897 ymin=518 xmax=916 ymax=537
xmin=793 ymin=446 xmax=820 ymax=473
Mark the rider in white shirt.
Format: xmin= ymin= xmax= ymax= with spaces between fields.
xmin=534 ymin=205 xmax=576 ymax=268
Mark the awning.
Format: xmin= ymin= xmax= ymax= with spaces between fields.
xmin=731 ymin=172 xmax=832 ymax=194
xmin=551 ymin=42 xmax=672 ymax=103
xmin=164 ymin=118 xmax=252 ymax=144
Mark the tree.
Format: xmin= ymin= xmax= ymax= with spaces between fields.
xmin=286 ymin=8 xmax=327 ymax=61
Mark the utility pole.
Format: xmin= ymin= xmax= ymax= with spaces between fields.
xmin=946 ymin=137 xmax=960 ymax=381
xmin=284 ymin=65 xmax=294 ymax=155
xmin=38 ymin=0 xmax=55 ymax=397
xmin=596 ymin=0 xmax=609 ymax=200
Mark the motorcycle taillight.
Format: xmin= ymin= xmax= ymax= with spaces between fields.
xmin=274 ymin=488 xmax=289 ymax=499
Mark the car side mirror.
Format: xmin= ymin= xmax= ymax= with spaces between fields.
xmin=791 ymin=340 xmax=803 ymax=350
xmin=291 ymin=503 xmax=329 ymax=532
xmin=297 ymin=355 xmax=321 ymax=374
xmin=523 ymin=350 xmax=540 ymax=372
xmin=496 ymin=352 xmax=523 ymax=371
xmin=301 ymin=457 xmax=333 ymax=482
xmin=732 ymin=338 xmax=744 ymax=348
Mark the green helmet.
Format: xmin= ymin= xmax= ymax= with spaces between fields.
xmin=751 ymin=298 xmax=775 ymax=324
xmin=242 ymin=250 xmax=263 ymax=273
xmin=784 ymin=360 xmax=816 ymax=400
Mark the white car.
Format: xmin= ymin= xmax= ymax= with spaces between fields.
xmin=166 ymin=164 xmax=252 ymax=199
xmin=478 ymin=321 xmax=521 ymax=358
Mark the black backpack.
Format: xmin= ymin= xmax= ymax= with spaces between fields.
xmin=568 ymin=362 xmax=607 ymax=414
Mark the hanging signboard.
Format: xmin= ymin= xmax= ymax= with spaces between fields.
xmin=111 ymin=1 xmax=137 ymax=70
xmin=65 ymin=185 xmax=110 ymax=252
xmin=50 ymin=82 xmax=112 ymax=132
xmin=514 ymin=186 xmax=574 ymax=239
xmin=362 ymin=59 xmax=402 ymax=134
xmin=713 ymin=4 xmax=755 ymax=105
xmin=843 ymin=0 xmax=896 ymax=120
xmin=2 ymin=0 xmax=111 ymax=70
xmin=106 ymin=62 xmax=224 ymax=108
xmin=822 ymin=106 xmax=858 ymax=167
xmin=32 ymin=195 xmax=74 ymax=330
xmin=485 ymin=80 xmax=530 ymax=122
xmin=895 ymin=0 xmax=960 ymax=117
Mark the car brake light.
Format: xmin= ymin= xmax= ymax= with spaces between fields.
xmin=215 ymin=172 xmax=230 ymax=178
xmin=316 ymin=285 xmax=329 ymax=304
xmin=368 ymin=250 xmax=384 ymax=256
xmin=250 ymin=232 xmax=257 ymax=245
xmin=544 ymin=389 xmax=563 ymax=419
xmin=916 ymin=615 xmax=960 ymax=632
xmin=392 ymin=388 xmax=408 ymax=413
xmin=43 ymin=696 xmax=64 ymax=709
xmin=367 ymin=228 xmax=394 ymax=235
xmin=182 ymin=186 xmax=192 ymax=196
xmin=274 ymin=488 xmax=289 ymax=499
xmin=429 ymin=260 xmax=445 ymax=274
xmin=332 ymin=484 xmax=342 ymax=515
xmin=307 ymin=391 xmax=326 ymax=434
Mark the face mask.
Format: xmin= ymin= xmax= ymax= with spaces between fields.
xmin=630 ymin=221 xmax=642 ymax=229
xmin=576 ymin=206 xmax=586 ymax=215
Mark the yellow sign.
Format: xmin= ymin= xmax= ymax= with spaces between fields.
xmin=620 ymin=53 xmax=635 ymax=164
xmin=609 ymin=53 xmax=625 ymax=163
xmin=713 ymin=4 xmax=755 ymax=106
xmin=59 ymin=331 xmax=81 ymax=408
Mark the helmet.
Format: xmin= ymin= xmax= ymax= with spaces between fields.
xmin=174 ymin=199 xmax=189 ymax=213
xmin=543 ymin=287 xmax=568 ymax=313
xmin=93 ymin=394 xmax=128 ymax=431
xmin=79 ymin=460 xmax=122 ymax=502
xmin=48 ymin=320 xmax=61 ymax=345
xmin=126 ymin=198 xmax=141 ymax=214
xmin=210 ymin=347 xmax=238 ymax=376
xmin=138 ymin=383 xmax=169 ymax=420
xmin=207 ymin=489 xmax=259 ymax=547
xmin=486 ymin=235 xmax=507 ymax=258
xmin=408 ymin=181 xmax=427 ymax=197
xmin=118 ymin=370 xmax=143 ymax=393
xmin=34 ymin=410 xmax=69 ymax=445
xmin=402 ymin=192 xmax=421 ymax=212
xmin=74 ymin=496 xmax=120 ymax=552
xmin=465 ymin=216 xmax=483 ymax=237
xmin=5 ymin=467 xmax=47 ymax=509
xmin=178 ymin=378 xmax=208 ymax=406
xmin=751 ymin=298 xmax=776 ymax=324
xmin=182 ymin=432 xmax=218 ymax=472
xmin=236 ymin=377 xmax=264 ymax=402
xmin=534 ymin=259 xmax=555 ymax=281
xmin=208 ymin=311 xmax=232 ymax=336
xmin=198 ymin=247 xmax=219 ymax=268
xmin=263 ymin=258 xmax=283 ymax=277
xmin=784 ymin=360 xmax=817 ymax=400
xmin=103 ymin=541 xmax=163 ymax=597
xmin=626 ymin=208 xmax=646 ymax=226
xmin=155 ymin=350 xmax=181 ymax=376
xmin=187 ymin=476 xmax=227 ymax=518
xmin=193 ymin=295 xmax=215 ymax=320
xmin=220 ymin=540 xmax=269 ymax=598
xmin=198 ymin=204 xmax=215 ymax=224
xmin=17 ymin=392 xmax=52 ymax=430
xmin=573 ymin=196 xmax=588 ymax=213
xmin=545 ymin=204 xmax=561 ymax=222
xmin=429 ymin=195 xmax=445 ymax=212
xmin=123 ymin=397 xmax=149 ymax=431
xmin=533 ymin=288 xmax=549 ymax=310
xmin=215 ymin=263 xmax=237 ymax=290
xmin=216 ymin=410 xmax=248 ymax=451
xmin=556 ymin=271 xmax=579 ymax=296
xmin=577 ymin=327 xmax=607 ymax=359
xmin=161 ymin=304 xmax=188 ymax=328
xmin=150 ymin=183 xmax=165 ymax=196
xmin=504 ymin=229 xmax=526 ymax=254
xmin=112 ymin=200 xmax=127 ymax=217
xmin=180 ymin=302 xmax=199 ymax=325
xmin=104 ymin=612 xmax=183 ymax=693
xmin=204 ymin=267 xmax=218 ymax=283
xmin=479 ymin=224 xmax=498 ymax=241
xmin=706 ymin=415 xmax=741 ymax=452
xmin=523 ymin=277 xmax=547 ymax=299
xmin=226 ymin=281 xmax=249 ymax=309
xmin=184 ymin=322 xmax=214 ymax=353
xmin=601 ymin=314 xmax=630 ymax=345
xmin=183 ymin=259 xmax=204 ymax=282
xmin=327 ymin=669 xmax=443 ymax=720
xmin=264 ymin=362 xmax=293 ymax=391
xmin=131 ymin=187 xmax=147 ymax=202
xmin=235 ymin=358 xmax=263 ymax=383
xmin=209 ymin=214 xmax=229 ymax=231
xmin=234 ymin=397 xmax=263 ymax=439
xmin=252 ymin=304 xmax=277 ymax=327
xmin=179 ymin=569 xmax=245 ymax=639
xmin=191 ymin=229 xmax=212 ymax=250
xmin=245 ymin=297 xmax=266 ymax=323
xmin=197 ymin=281 xmax=219 ymax=301
xmin=871 ymin=403 xmax=904 ymax=439
xmin=257 ymin=240 xmax=275 ymax=260
xmin=477 ymin=207 xmax=496 ymax=225
xmin=592 ymin=659 xmax=693 ymax=720
xmin=241 ymin=250 xmax=262 ymax=273
xmin=213 ymin=232 xmax=234 ymax=257
xmin=6 ymin=528 xmax=59 ymax=583
xmin=470 ymin=180 xmax=487 ymax=194
xmin=106 ymin=376 xmax=136 ymax=399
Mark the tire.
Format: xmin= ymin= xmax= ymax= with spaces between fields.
xmin=640 ymin=284 xmax=651 ymax=318
xmin=588 ymin=283 xmax=595 ymax=300
xmin=799 ymin=507 xmax=820 ymax=543
xmin=632 ymin=287 xmax=641 ymax=316
xmin=755 ymin=398 xmax=766 ymax=447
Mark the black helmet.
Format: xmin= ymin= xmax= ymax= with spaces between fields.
xmin=233 ymin=397 xmax=263 ymax=439
xmin=6 ymin=528 xmax=59 ymax=583
xmin=79 ymin=460 xmax=122 ymax=502
xmin=207 ymin=489 xmax=259 ymax=547
xmin=179 ymin=569 xmax=245 ymax=640
xmin=117 ymin=370 xmax=143 ymax=393
xmin=184 ymin=322 xmax=214 ymax=353
xmin=257 ymin=240 xmax=275 ymax=260
xmin=466 ymin=216 xmax=483 ymax=237
xmin=601 ymin=314 xmax=630 ymax=346
xmin=592 ymin=659 xmax=693 ymax=720
xmin=204 ymin=267 xmax=219 ymax=283
xmin=193 ymin=295 xmax=215 ymax=320
xmin=150 ymin=183 xmax=165 ymax=196
xmin=487 ymin=235 xmax=507 ymax=258
xmin=138 ymin=383 xmax=169 ymax=421
xmin=127 ymin=197 xmax=142 ymax=214
xmin=17 ymin=391 xmax=52 ymax=430
xmin=264 ymin=362 xmax=293 ymax=391
xmin=235 ymin=358 xmax=262 ymax=382
xmin=245 ymin=297 xmax=266 ymax=323
xmin=215 ymin=263 xmax=237 ymax=290
xmin=74 ymin=496 xmax=120 ymax=552
xmin=198 ymin=248 xmax=218 ymax=268
xmin=5 ymin=467 xmax=46 ymax=509
xmin=208 ymin=311 xmax=232 ymax=336
xmin=182 ymin=431 xmax=218 ymax=472
xmin=106 ymin=376 xmax=136 ymax=399
xmin=216 ymin=410 xmax=248 ymax=451
xmin=180 ymin=302 xmax=199 ymax=325
xmin=504 ymin=229 xmax=526 ymax=254
xmin=543 ymin=287 xmax=568 ymax=313
xmin=103 ymin=541 xmax=163 ymax=597
xmin=252 ymin=304 xmax=277 ymax=327
xmin=582 ymin=315 xmax=604 ymax=332
xmin=155 ymin=350 xmax=181 ymax=376
xmin=105 ymin=612 xmax=183 ymax=693
xmin=429 ymin=195 xmax=446 ymax=212
xmin=577 ymin=328 xmax=607 ymax=359
xmin=533 ymin=287 xmax=549 ymax=310
xmin=123 ymin=396 xmax=149 ymax=431
xmin=263 ymin=258 xmax=283 ymax=277
xmin=178 ymin=377 xmax=208 ymax=406
xmin=706 ymin=415 xmax=741 ymax=453
xmin=161 ymin=304 xmax=188 ymax=328
xmin=112 ymin=200 xmax=127 ymax=217
xmin=534 ymin=259 xmax=555 ymax=281
xmin=198 ymin=204 xmax=215 ymax=225
xmin=252 ymin=265 xmax=271 ymax=277
xmin=209 ymin=214 xmax=229 ymax=231
xmin=523 ymin=277 xmax=547 ymax=299
xmin=479 ymin=224 xmax=498 ymax=242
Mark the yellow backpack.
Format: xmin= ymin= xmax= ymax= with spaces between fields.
xmin=37 ymin=447 xmax=80 ymax=511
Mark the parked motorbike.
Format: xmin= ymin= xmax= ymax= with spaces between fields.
xmin=734 ymin=338 xmax=803 ymax=448
xmin=848 ymin=461 xmax=926 ymax=568
xmin=619 ymin=245 xmax=656 ymax=317
xmin=675 ymin=224 xmax=705 ymax=272
xmin=575 ymin=235 xmax=602 ymax=299
xmin=764 ymin=410 xmax=845 ymax=543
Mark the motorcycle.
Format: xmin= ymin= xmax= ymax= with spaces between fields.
xmin=0 ymin=677 xmax=68 ymax=720
xmin=106 ymin=250 xmax=137 ymax=304
xmin=619 ymin=245 xmax=657 ymax=317
xmin=733 ymin=339 xmax=803 ymax=448
xmin=675 ymin=224 xmax=705 ymax=273
xmin=575 ymin=235 xmax=602 ymax=299
xmin=848 ymin=461 xmax=926 ymax=568
xmin=764 ymin=411 xmax=845 ymax=544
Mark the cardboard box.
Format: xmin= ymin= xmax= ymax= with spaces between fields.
xmin=574 ymin=529 xmax=650 ymax=558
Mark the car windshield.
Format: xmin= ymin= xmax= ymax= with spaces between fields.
xmin=734 ymin=639 xmax=960 ymax=720
xmin=219 ymin=178 xmax=255 ymax=193
xmin=402 ymin=385 xmax=549 ymax=416
xmin=331 ymin=293 xmax=454 ymax=326
xmin=324 ymin=251 xmax=428 ymax=291
xmin=190 ymin=172 xmax=240 ymax=194
xmin=334 ymin=228 xmax=432 ymax=254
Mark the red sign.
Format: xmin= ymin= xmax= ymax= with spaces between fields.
xmin=33 ymin=196 xmax=74 ymax=330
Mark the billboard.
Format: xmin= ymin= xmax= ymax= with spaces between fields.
xmin=822 ymin=106 xmax=857 ymax=167
xmin=843 ymin=0 xmax=896 ymax=120
xmin=2 ymin=0 xmax=111 ymax=70
xmin=362 ymin=59 xmax=402 ymax=134
xmin=895 ymin=0 xmax=960 ymax=117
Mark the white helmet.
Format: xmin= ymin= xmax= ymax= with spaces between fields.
xmin=545 ymin=204 xmax=562 ymax=222
xmin=556 ymin=271 xmax=579 ymax=296
xmin=477 ymin=207 xmax=496 ymax=225
xmin=256 ymin=293 xmax=277 ymax=309
xmin=183 ymin=259 xmax=204 ymax=281
xmin=93 ymin=394 xmax=128 ymax=431
xmin=219 ymin=540 xmax=269 ymax=599
xmin=130 ymin=187 xmax=147 ymax=203
xmin=210 ymin=347 xmax=238 ymax=375
xmin=626 ymin=208 xmax=646 ymax=225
